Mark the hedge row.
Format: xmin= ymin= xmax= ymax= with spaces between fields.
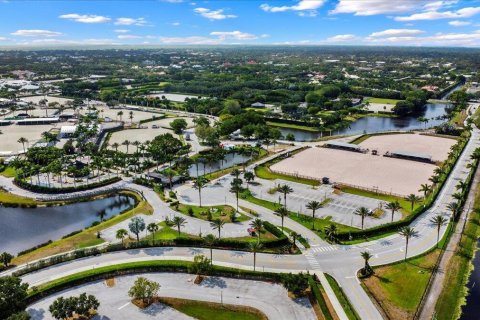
xmin=26 ymin=260 xmax=284 ymax=304
xmin=13 ymin=234 xmax=290 ymax=277
xmin=14 ymin=176 xmax=121 ymax=194
xmin=308 ymin=276 xmax=334 ymax=320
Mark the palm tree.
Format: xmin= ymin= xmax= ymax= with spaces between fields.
xmin=447 ymin=202 xmax=460 ymax=219
xmin=117 ymin=110 xmax=123 ymax=122
xmin=250 ymin=241 xmax=263 ymax=271
xmin=230 ymin=168 xmax=241 ymax=179
xmin=17 ymin=137 xmax=28 ymax=153
xmin=172 ymin=216 xmax=187 ymax=235
xmin=111 ymin=142 xmax=120 ymax=152
xmin=116 ymin=228 xmax=128 ymax=245
xmin=203 ymin=234 xmax=216 ymax=265
xmin=355 ymin=207 xmax=370 ymax=230
xmin=229 ymin=180 xmax=243 ymax=212
xmin=122 ymin=139 xmax=131 ymax=153
xmin=250 ymin=218 xmax=264 ymax=241
xmin=406 ymin=194 xmax=421 ymax=212
xmin=147 ymin=223 xmax=159 ymax=243
xmin=290 ymin=231 xmax=300 ymax=249
xmin=324 ymin=224 xmax=337 ymax=242
xmin=210 ymin=219 xmax=226 ymax=238
xmin=244 ymin=171 xmax=255 ymax=189
xmin=132 ymin=140 xmax=141 ymax=153
xmin=129 ymin=111 xmax=134 ymax=123
xmin=361 ymin=251 xmax=373 ymax=274
xmin=193 ymin=176 xmax=208 ymax=207
xmin=418 ymin=184 xmax=431 ymax=199
xmin=399 ymin=226 xmax=418 ymax=261
xmin=386 ymin=201 xmax=401 ymax=223
xmin=430 ymin=215 xmax=448 ymax=248
xmin=306 ymin=200 xmax=322 ymax=230
xmin=275 ymin=206 xmax=289 ymax=231
xmin=456 ymin=181 xmax=468 ymax=193
xmin=277 ymin=184 xmax=293 ymax=209
xmin=164 ymin=168 xmax=177 ymax=189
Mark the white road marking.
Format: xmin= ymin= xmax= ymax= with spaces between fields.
xmin=118 ymin=302 xmax=130 ymax=310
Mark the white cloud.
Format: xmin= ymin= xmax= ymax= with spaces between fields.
xmin=260 ymin=34 xmax=270 ymax=38
xmin=326 ymin=34 xmax=356 ymax=42
xmin=449 ymin=20 xmax=471 ymax=26
xmin=114 ymin=17 xmax=147 ymax=26
xmin=117 ymin=34 xmax=143 ymax=39
xmin=369 ymin=29 xmax=425 ymax=37
xmin=17 ymin=38 xmax=118 ymax=46
xmin=363 ymin=30 xmax=480 ymax=46
xmin=114 ymin=29 xmax=130 ymax=33
xmin=11 ymin=29 xmax=62 ymax=37
xmin=159 ymin=36 xmax=222 ymax=45
xmin=0 ymin=37 xmax=6 ymax=41
xmin=210 ymin=31 xmax=257 ymax=40
xmin=59 ymin=13 xmax=111 ymax=23
xmin=260 ymin=0 xmax=325 ymax=16
xmin=193 ymin=7 xmax=236 ymax=20
xmin=331 ymin=0 xmax=424 ymax=16
xmin=171 ymin=22 xmax=181 ymax=26
xmin=395 ymin=7 xmax=480 ymax=21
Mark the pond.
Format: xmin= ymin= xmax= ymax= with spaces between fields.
xmin=278 ymin=103 xmax=450 ymax=141
xmin=0 ymin=194 xmax=135 ymax=255
xmin=188 ymin=152 xmax=251 ymax=177
xmin=460 ymin=239 xmax=480 ymax=320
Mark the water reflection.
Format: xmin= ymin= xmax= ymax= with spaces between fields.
xmin=460 ymin=239 xmax=480 ymax=320
xmin=0 ymin=195 xmax=135 ymax=254
xmin=279 ymin=103 xmax=449 ymax=141
xmin=188 ymin=152 xmax=251 ymax=177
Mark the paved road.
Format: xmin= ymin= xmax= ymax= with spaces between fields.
xmin=27 ymin=272 xmax=316 ymax=320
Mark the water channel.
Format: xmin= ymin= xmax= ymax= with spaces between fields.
xmin=0 ymin=194 xmax=135 ymax=255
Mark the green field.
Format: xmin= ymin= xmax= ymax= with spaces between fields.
xmin=266 ymin=121 xmax=321 ymax=132
xmin=365 ymin=98 xmax=401 ymax=105
xmin=255 ymin=163 xmax=320 ymax=186
xmin=0 ymin=166 xmax=17 ymax=177
xmin=158 ymin=297 xmax=266 ymax=320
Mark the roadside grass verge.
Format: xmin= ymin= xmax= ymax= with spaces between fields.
xmin=0 ymin=166 xmax=17 ymax=177
xmin=325 ymin=274 xmax=361 ymax=320
xmin=158 ymin=297 xmax=267 ymax=320
xmin=434 ymin=186 xmax=480 ymax=319
xmin=13 ymin=191 xmax=152 ymax=265
xmin=0 ymin=189 xmax=38 ymax=206
xmin=361 ymin=250 xmax=441 ymax=320
xmin=360 ymin=222 xmax=452 ymax=319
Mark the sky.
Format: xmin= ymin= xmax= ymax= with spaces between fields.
xmin=1 ymin=0 xmax=480 ymax=47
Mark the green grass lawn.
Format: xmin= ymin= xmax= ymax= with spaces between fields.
xmin=255 ymin=164 xmax=320 ymax=186
xmin=283 ymin=227 xmax=310 ymax=248
xmin=158 ymin=297 xmax=266 ymax=320
xmin=325 ymin=274 xmax=361 ymax=320
xmin=175 ymin=203 xmax=250 ymax=223
xmin=0 ymin=190 xmax=38 ymax=205
xmin=365 ymin=97 xmax=401 ymax=105
xmin=266 ymin=121 xmax=321 ymax=132
xmin=76 ymin=238 xmax=105 ymax=249
xmin=0 ymin=166 xmax=17 ymax=177
xmin=362 ymin=250 xmax=440 ymax=319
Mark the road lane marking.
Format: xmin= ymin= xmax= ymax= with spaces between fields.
xmin=118 ymin=302 xmax=130 ymax=310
